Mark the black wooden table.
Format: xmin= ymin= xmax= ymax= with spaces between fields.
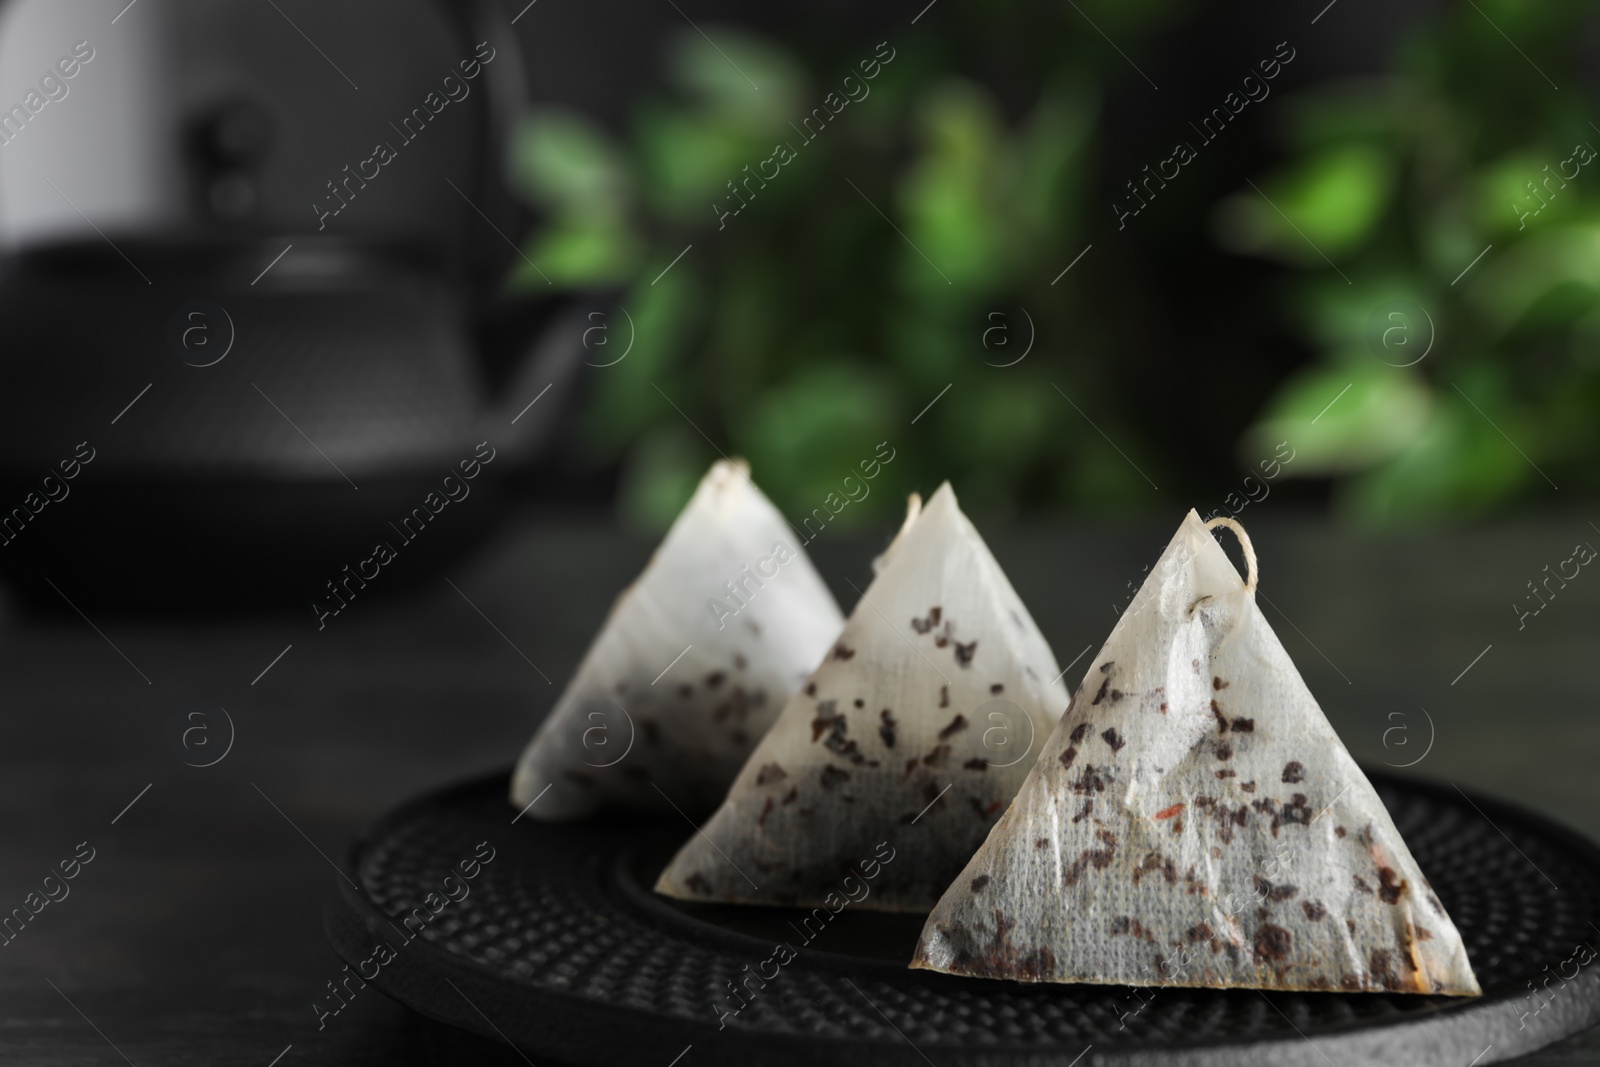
xmin=2 ymin=510 xmax=1597 ymax=1065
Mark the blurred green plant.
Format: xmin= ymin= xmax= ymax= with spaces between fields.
xmin=1217 ymin=1 xmax=1600 ymax=521
xmin=508 ymin=5 xmax=1186 ymax=529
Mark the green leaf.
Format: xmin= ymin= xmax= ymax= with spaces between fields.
xmin=665 ymin=28 xmax=806 ymax=126
xmin=1216 ymin=143 xmax=1393 ymax=262
xmin=1470 ymin=223 xmax=1600 ymax=333
xmin=899 ymin=80 xmax=1008 ymax=291
xmin=1476 ymin=152 xmax=1564 ymax=237
xmin=730 ymin=362 xmax=898 ymax=523
xmin=523 ymin=212 xmax=641 ymax=287
xmin=1246 ymin=362 xmax=1433 ymax=475
xmin=636 ymin=104 xmax=775 ymax=219
xmin=1341 ymin=396 xmax=1529 ymax=520
xmin=511 ymin=110 xmax=633 ymax=212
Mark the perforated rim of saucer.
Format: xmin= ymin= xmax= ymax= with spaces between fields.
xmin=325 ymin=768 xmax=1600 ymax=1067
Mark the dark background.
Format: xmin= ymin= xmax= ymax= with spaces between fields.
xmin=0 ymin=0 xmax=1597 ymax=1064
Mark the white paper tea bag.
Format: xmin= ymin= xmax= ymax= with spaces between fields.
xmin=655 ymin=483 xmax=1069 ymax=912
xmin=912 ymin=511 xmax=1480 ymax=995
xmin=510 ymin=460 xmax=843 ymax=820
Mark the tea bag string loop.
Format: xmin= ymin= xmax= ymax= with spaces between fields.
xmin=1205 ymin=516 xmax=1258 ymax=593
xmin=872 ymin=492 xmax=924 ymax=574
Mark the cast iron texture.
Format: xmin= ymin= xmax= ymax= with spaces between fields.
xmin=326 ymin=769 xmax=1600 ymax=1066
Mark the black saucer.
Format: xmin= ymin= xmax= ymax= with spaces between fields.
xmin=325 ymin=769 xmax=1600 ymax=1066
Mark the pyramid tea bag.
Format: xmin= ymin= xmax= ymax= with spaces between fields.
xmin=912 ymin=511 xmax=1480 ymax=994
xmin=510 ymin=460 xmax=844 ymax=821
xmin=655 ymin=483 xmax=1069 ymax=912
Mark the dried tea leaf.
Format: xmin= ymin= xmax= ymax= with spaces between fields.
xmin=655 ymin=483 xmax=1068 ymax=912
xmin=510 ymin=460 xmax=843 ymax=820
xmin=912 ymin=510 xmax=1480 ymax=996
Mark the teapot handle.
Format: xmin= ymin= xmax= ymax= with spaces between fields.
xmin=477 ymin=293 xmax=596 ymax=464
xmin=452 ymin=0 xmax=534 ymax=297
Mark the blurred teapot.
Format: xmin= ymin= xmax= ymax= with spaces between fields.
xmin=0 ymin=0 xmax=586 ymax=611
